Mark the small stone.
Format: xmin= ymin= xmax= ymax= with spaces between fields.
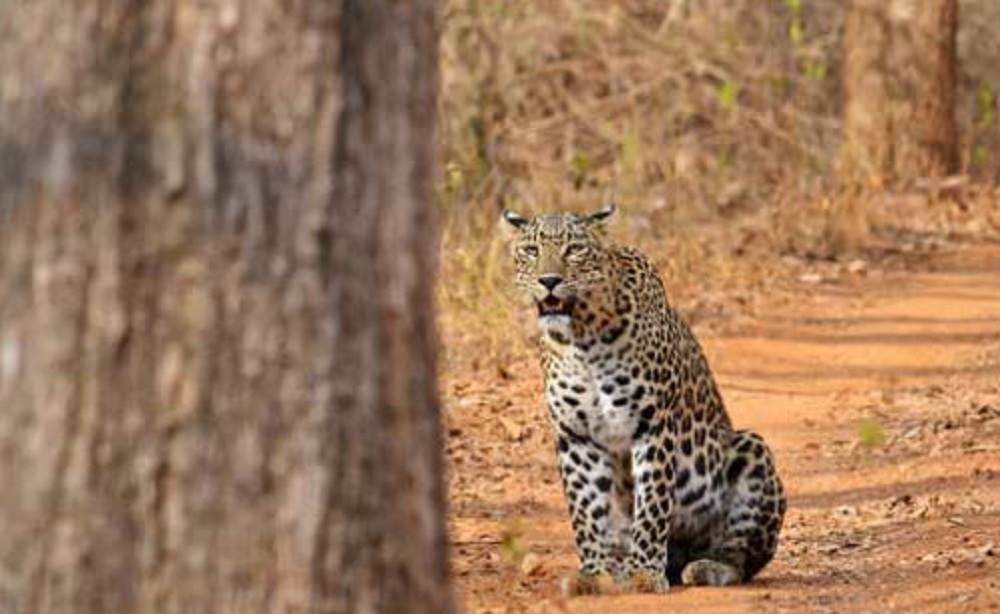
xmin=834 ymin=505 xmax=859 ymax=519
xmin=520 ymin=553 xmax=543 ymax=577
xmin=498 ymin=416 xmax=524 ymax=441
xmin=890 ymin=494 xmax=913 ymax=508
xmin=819 ymin=543 xmax=840 ymax=554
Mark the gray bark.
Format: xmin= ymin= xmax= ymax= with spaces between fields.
xmin=0 ymin=2 xmax=453 ymax=614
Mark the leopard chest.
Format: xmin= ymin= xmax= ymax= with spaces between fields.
xmin=544 ymin=339 xmax=656 ymax=453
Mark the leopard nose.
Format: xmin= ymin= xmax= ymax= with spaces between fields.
xmin=538 ymin=275 xmax=563 ymax=291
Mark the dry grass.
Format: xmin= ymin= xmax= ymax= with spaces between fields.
xmin=437 ymin=0 xmax=1000 ymax=373
xmin=438 ymin=214 xmax=530 ymax=373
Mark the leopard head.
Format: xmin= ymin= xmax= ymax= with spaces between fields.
xmin=501 ymin=203 xmax=616 ymax=324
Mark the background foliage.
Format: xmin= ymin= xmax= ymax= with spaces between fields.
xmin=437 ymin=0 xmax=1000 ymax=369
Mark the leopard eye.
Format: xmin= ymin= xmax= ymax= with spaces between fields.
xmin=519 ymin=244 xmax=539 ymax=259
xmin=563 ymin=243 xmax=588 ymax=258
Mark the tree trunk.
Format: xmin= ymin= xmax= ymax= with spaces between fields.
xmin=840 ymin=0 xmax=960 ymax=185
xmin=0 ymin=2 xmax=453 ymax=614
xmin=914 ymin=0 xmax=960 ymax=176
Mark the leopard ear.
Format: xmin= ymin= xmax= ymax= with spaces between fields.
xmin=501 ymin=209 xmax=530 ymax=230
xmin=585 ymin=201 xmax=616 ymax=225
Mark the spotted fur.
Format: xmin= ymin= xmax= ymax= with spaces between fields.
xmin=502 ymin=205 xmax=785 ymax=593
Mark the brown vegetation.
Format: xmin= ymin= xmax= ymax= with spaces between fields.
xmin=438 ymin=0 xmax=1000 ymax=373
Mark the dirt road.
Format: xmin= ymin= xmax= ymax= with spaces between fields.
xmin=444 ymin=244 xmax=1000 ymax=613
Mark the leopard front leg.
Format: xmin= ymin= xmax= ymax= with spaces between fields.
xmin=624 ymin=420 xmax=675 ymax=593
xmin=554 ymin=434 xmax=631 ymax=595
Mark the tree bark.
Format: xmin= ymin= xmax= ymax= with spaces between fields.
xmin=914 ymin=0 xmax=960 ymax=176
xmin=840 ymin=0 xmax=960 ymax=184
xmin=0 ymin=2 xmax=453 ymax=614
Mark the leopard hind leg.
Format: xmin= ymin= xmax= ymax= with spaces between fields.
xmin=681 ymin=429 xmax=786 ymax=586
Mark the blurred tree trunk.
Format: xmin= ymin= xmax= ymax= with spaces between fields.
xmin=0 ymin=2 xmax=452 ymax=614
xmin=840 ymin=0 xmax=959 ymax=185
xmin=914 ymin=0 xmax=960 ymax=176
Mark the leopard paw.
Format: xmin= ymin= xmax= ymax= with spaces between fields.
xmin=623 ymin=568 xmax=670 ymax=594
xmin=680 ymin=559 xmax=742 ymax=586
xmin=560 ymin=570 xmax=620 ymax=597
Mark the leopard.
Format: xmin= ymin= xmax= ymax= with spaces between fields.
xmin=501 ymin=203 xmax=786 ymax=594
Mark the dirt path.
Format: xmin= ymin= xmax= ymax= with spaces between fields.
xmin=444 ymin=245 xmax=1000 ymax=614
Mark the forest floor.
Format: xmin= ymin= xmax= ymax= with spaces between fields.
xmin=443 ymin=241 xmax=1000 ymax=613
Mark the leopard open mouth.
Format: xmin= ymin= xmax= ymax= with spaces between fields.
xmin=537 ymin=294 xmax=576 ymax=317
